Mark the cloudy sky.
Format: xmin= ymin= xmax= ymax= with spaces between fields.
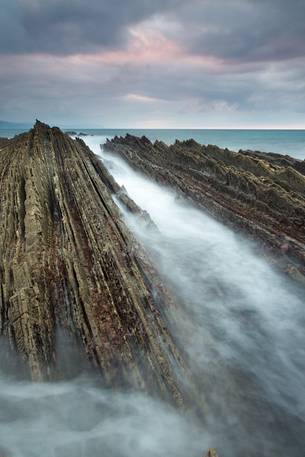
xmin=1 ymin=0 xmax=305 ymax=128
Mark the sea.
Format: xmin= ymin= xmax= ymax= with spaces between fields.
xmin=1 ymin=127 xmax=305 ymax=160
xmin=1 ymin=126 xmax=305 ymax=456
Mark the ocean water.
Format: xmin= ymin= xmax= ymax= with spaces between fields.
xmin=1 ymin=127 xmax=305 ymax=159
xmin=88 ymin=140 xmax=305 ymax=456
xmin=1 ymin=126 xmax=305 ymax=456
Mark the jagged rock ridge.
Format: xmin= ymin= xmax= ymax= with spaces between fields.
xmin=104 ymin=134 xmax=305 ymax=284
xmin=0 ymin=122 xmax=188 ymax=407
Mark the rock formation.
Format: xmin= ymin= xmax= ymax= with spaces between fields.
xmin=104 ymin=135 xmax=305 ymax=285
xmin=0 ymin=137 xmax=10 ymax=148
xmin=204 ymin=450 xmax=219 ymax=457
xmin=0 ymin=122 xmax=190 ymax=409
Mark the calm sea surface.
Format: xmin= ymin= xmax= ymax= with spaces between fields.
xmin=1 ymin=128 xmax=305 ymax=160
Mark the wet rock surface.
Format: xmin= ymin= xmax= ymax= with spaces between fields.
xmin=104 ymin=134 xmax=305 ymax=284
xmin=0 ymin=122 xmax=189 ymax=408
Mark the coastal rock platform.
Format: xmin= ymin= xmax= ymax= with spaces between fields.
xmin=105 ymin=134 xmax=305 ymax=285
xmin=0 ymin=122 xmax=187 ymax=408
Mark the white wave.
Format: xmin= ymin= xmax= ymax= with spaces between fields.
xmin=86 ymin=136 xmax=305 ymax=456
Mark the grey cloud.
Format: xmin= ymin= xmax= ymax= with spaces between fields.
xmin=1 ymin=0 xmax=305 ymax=127
xmin=1 ymin=0 xmax=305 ymax=64
xmin=167 ymin=0 xmax=305 ymax=62
xmin=1 ymin=52 xmax=305 ymax=127
xmin=0 ymin=0 xmax=181 ymax=54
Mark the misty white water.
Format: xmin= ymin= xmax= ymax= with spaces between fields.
xmin=85 ymin=136 xmax=305 ymax=456
xmin=1 ymin=134 xmax=304 ymax=457
xmin=0 ymin=371 xmax=205 ymax=457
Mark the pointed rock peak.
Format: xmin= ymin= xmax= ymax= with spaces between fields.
xmin=204 ymin=449 xmax=219 ymax=457
xmin=34 ymin=119 xmax=49 ymax=128
xmin=32 ymin=120 xmax=53 ymax=135
xmin=31 ymin=121 xmax=66 ymax=144
xmin=140 ymin=135 xmax=152 ymax=146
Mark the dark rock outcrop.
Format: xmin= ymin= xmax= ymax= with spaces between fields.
xmin=0 ymin=138 xmax=10 ymax=148
xmin=104 ymin=135 xmax=305 ymax=285
xmin=65 ymin=131 xmax=88 ymax=137
xmin=0 ymin=122 xmax=189 ymax=407
xmin=204 ymin=450 xmax=219 ymax=457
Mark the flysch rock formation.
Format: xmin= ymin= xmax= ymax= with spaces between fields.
xmin=204 ymin=450 xmax=219 ymax=457
xmin=104 ymin=134 xmax=305 ymax=285
xmin=0 ymin=138 xmax=11 ymax=149
xmin=0 ymin=121 xmax=191 ymax=408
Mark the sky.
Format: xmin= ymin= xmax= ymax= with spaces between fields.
xmin=1 ymin=0 xmax=305 ymax=128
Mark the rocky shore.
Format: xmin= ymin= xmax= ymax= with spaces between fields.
xmin=104 ymin=134 xmax=305 ymax=285
xmin=3 ymin=123 xmax=305 ymax=457
xmin=0 ymin=122 xmax=191 ymax=410
xmin=0 ymin=137 xmax=10 ymax=148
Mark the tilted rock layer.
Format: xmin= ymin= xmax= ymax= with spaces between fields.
xmin=0 ymin=122 xmax=187 ymax=406
xmin=105 ymin=135 xmax=305 ymax=284
xmin=0 ymin=138 xmax=11 ymax=149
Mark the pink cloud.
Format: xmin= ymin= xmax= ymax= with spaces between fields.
xmin=124 ymin=93 xmax=161 ymax=103
xmin=55 ymin=24 xmax=225 ymax=71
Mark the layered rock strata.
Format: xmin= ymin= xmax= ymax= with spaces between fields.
xmin=0 ymin=138 xmax=10 ymax=149
xmin=0 ymin=122 xmax=188 ymax=407
xmin=104 ymin=135 xmax=305 ymax=284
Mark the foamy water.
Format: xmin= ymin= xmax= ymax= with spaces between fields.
xmin=0 ymin=133 xmax=304 ymax=457
xmin=0 ymin=371 xmax=204 ymax=457
xmin=84 ymin=135 xmax=305 ymax=456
